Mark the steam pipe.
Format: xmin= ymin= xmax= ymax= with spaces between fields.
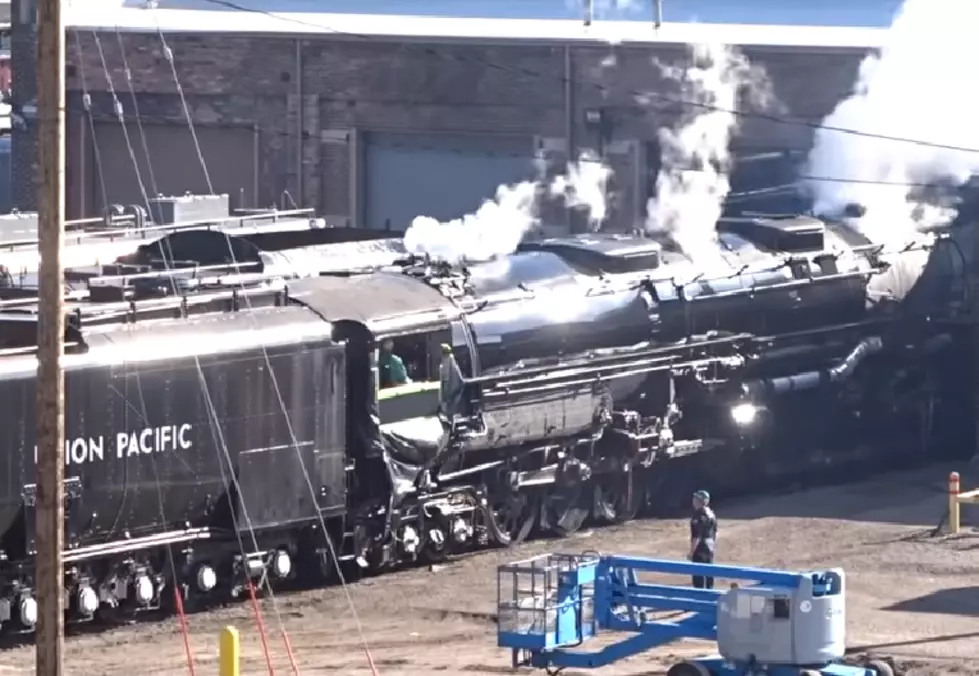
xmin=654 ymin=0 xmax=663 ymax=28
xmin=743 ymin=336 xmax=883 ymax=398
xmin=670 ymin=269 xmax=873 ymax=304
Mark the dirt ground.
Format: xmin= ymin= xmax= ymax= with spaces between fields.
xmin=1 ymin=463 xmax=978 ymax=675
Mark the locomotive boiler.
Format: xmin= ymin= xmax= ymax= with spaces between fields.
xmin=307 ymin=213 xmax=959 ymax=561
xmin=0 ymin=206 xmax=964 ymax=633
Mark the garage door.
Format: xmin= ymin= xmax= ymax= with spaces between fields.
xmin=363 ymin=132 xmax=538 ymax=231
xmin=727 ymin=146 xmax=809 ymax=215
xmin=69 ymin=121 xmax=258 ymax=220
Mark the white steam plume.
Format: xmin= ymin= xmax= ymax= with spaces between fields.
xmin=404 ymin=153 xmax=612 ymax=263
xmin=550 ymin=150 xmax=612 ymax=225
xmin=645 ymin=43 xmax=773 ymax=266
xmin=805 ymin=0 xmax=979 ymax=246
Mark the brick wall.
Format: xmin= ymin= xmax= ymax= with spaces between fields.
xmin=9 ymin=0 xmax=36 ymax=211
xmin=11 ymin=26 xmax=867 ymax=219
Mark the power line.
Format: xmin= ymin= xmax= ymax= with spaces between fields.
xmin=193 ymin=0 xmax=979 ymax=155
xmin=66 ymin=102 xmax=961 ymax=193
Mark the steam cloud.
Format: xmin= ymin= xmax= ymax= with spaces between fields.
xmin=645 ymin=43 xmax=773 ymax=266
xmin=805 ymin=0 xmax=979 ymax=246
xmin=404 ymin=152 xmax=612 ymax=263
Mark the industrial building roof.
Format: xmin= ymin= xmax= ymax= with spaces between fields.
xmin=69 ymin=1 xmax=889 ymax=51
xmin=68 ymin=0 xmax=904 ymax=27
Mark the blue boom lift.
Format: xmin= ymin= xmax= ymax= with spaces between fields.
xmin=496 ymin=552 xmax=895 ymax=676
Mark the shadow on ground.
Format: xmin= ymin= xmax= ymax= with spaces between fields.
xmin=671 ymin=462 xmax=979 ymax=529
xmin=884 ymin=587 xmax=979 ymax=617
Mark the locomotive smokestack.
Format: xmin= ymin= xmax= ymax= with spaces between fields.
xmin=842 ymin=203 xmax=867 ymax=219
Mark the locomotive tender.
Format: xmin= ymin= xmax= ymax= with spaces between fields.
xmin=0 ymin=205 xmax=964 ymax=632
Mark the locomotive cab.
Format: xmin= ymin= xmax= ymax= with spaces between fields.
xmin=375 ymin=326 xmax=459 ymax=426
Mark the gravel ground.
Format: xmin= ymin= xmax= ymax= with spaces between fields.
xmin=0 ymin=463 xmax=977 ymax=675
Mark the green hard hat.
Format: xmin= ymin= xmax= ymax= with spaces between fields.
xmin=441 ymin=343 xmax=453 ymax=354
xmin=693 ymin=490 xmax=710 ymax=501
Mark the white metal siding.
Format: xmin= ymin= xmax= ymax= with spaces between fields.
xmin=362 ymin=132 xmax=538 ymax=231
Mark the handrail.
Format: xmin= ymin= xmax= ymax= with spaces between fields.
xmin=0 ymin=207 xmax=318 ymax=251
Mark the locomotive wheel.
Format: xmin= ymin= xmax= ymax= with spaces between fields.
xmin=491 ymin=492 xmax=536 ymax=547
xmin=544 ymin=484 xmax=591 ymax=537
xmin=592 ymin=469 xmax=643 ymax=525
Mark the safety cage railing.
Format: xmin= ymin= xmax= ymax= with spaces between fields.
xmin=496 ymin=553 xmax=599 ymax=651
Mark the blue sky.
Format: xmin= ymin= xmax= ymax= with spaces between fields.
xmin=230 ymin=0 xmax=904 ymax=27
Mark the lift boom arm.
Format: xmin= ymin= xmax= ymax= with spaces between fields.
xmin=495 ymin=552 xmax=894 ymax=676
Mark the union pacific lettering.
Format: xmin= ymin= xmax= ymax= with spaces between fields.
xmin=33 ymin=424 xmax=194 ymax=466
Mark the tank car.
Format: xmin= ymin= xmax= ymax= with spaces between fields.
xmin=0 ymin=272 xmax=349 ymax=631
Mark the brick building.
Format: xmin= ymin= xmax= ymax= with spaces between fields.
xmin=11 ymin=2 xmax=885 ymax=227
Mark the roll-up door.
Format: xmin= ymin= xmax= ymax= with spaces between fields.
xmin=362 ymin=132 xmax=538 ymax=231
xmin=68 ymin=120 xmax=258 ymax=220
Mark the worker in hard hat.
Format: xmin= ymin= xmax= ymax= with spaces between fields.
xmin=689 ymin=489 xmax=717 ymax=589
xmin=439 ymin=343 xmax=464 ymax=420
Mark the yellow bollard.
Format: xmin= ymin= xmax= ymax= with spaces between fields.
xmin=219 ymin=626 xmax=240 ymax=676
xmin=948 ymin=471 xmax=961 ymax=535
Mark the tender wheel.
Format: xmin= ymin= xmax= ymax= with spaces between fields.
xmin=867 ymin=658 xmax=895 ymax=676
xmin=665 ymin=661 xmax=710 ymax=676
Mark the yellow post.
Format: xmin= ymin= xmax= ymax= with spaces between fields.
xmin=219 ymin=626 xmax=241 ymax=676
xmin=948 ymin=471 xmax=961 ymax=535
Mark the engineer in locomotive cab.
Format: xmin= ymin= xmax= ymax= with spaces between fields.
xmin=689 ymin=489 xmax=717 ymax=589
xmin=379 ymin=337 xmax=410 ymax=388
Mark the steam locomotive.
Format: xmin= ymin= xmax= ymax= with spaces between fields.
xmin=0 ymin=203 xmax=967 ymax=632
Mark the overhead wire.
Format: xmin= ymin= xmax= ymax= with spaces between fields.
xmin=44 ymin=2 xmax=979 ymax=237
xmin=73 ymin=30 xmax=198 ymax=676
xmin=88 ymin=28 xmax=291 ymax=676
xmin=69 ymin=31 xmax=108 ymax=215
xmin=194 ymin=0 xmax=979 ymax=156
xmin=63 ymin=102 xmax=955 ymax=199
xmin=114 ymin=27 xmax=160 ymax=200
xmin=149 ymin=18 xmax=380 ymax=675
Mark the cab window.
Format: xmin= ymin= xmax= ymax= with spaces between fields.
xmin=378 ymin=333 xmax=439 ymax=390
xmin=376 ymin=330 xmax=452 ymax=425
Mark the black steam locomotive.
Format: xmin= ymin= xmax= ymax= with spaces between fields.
xmin=0 ymin=208 xmax=966 ymax=631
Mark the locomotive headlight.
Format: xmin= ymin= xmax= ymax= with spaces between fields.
xmin=730 ymin=402 xmax=759 ymax=427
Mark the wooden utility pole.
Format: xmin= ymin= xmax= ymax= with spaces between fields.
xmin=34 ymin=0 xmax=66 ymax=671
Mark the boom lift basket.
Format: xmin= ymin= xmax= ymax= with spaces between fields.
xmin=497 ymin=553 xmax=599 ymax=651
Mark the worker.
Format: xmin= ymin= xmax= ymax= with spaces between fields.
xmin=688 ymin=489 xmax=717 ymax=589
xmin=378 ymin=338 xmax=409 ymax=388
xmin=439 ymin=343 xmax=464 ymax=419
